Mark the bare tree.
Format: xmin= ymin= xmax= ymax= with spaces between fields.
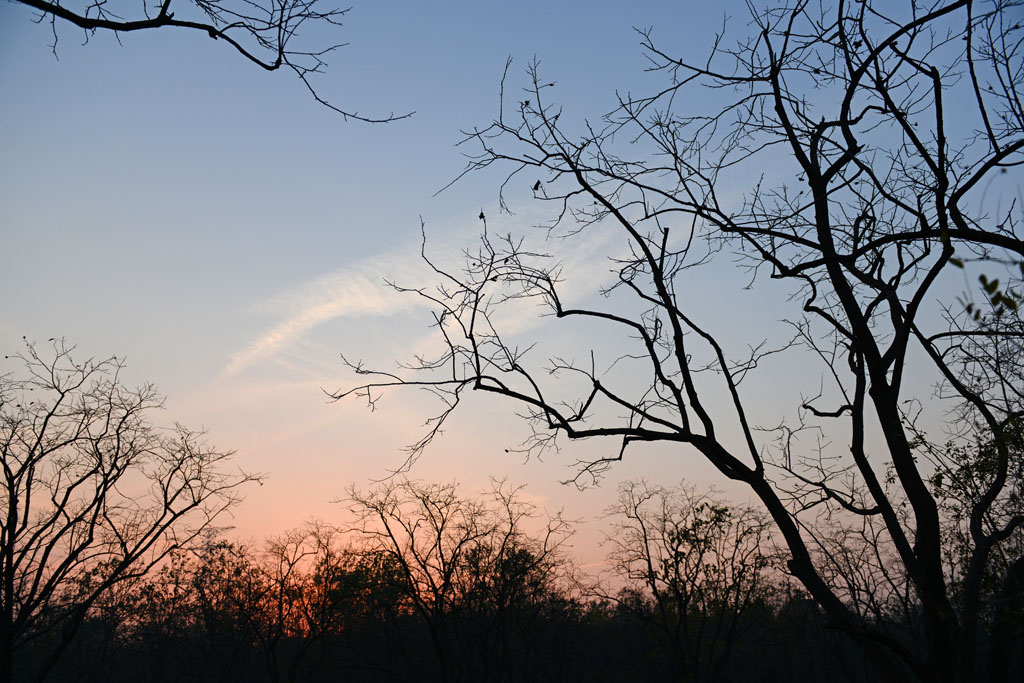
xmin=600 ymin=481 xmax=776 ymax=683
xmin=10 ymin=0 xmax=411 ymax=122
xmin=335 ymin=1 xmax=1024 ymax=681
xmin=346 ymin=479 xmax=573 ymax=683
xmin=0 ymin=339 xmax=257 ymax=683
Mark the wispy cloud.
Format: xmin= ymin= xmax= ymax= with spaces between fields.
xmin=225 ymin=214 xmax=627 ymax=377
xmin=224 ymin=258 xmax=423 ymax=376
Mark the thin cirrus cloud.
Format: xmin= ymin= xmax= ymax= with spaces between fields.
xmin=224 ymin=259 xmax=424 ymax=376
xmin=224 ymin=217 xmax=627 ymax=377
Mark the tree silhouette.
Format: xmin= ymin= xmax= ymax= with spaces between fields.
xmin=336 ymin=1 xmax=1024 ymax=680
xmin=346 ymin=479 xmax=574 ymax=683
xmin=11 ymin=0 xmax=411 ymax=122
xmin=0 ymin=340 xmax=257 ymax=683
xmin=600 ymin=481 xmax=777 ymax=683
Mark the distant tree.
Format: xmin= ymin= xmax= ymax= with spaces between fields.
xmin=314 ymin=546 xmax=410 ymax=679
xmin=0 ymin=340 xmax=257 ymax=683
xmin=121 ymin=548 xmax=219 ymax=682
xmin=150 ymin=534 xmax=322 ymax=683
xmin=319 ymin=547 xmax=408 ymax=629
xmin=600 ymin=482 xmax=776 ymax=683
xmin=243 ymin=523 xmax=352 ymax=683
xmin=346 ymin=479 xmax=574 ymax=683
xmin=336 ymin=1 xmax=1024 ymax=681
xmin=196 ymin=537 xmax=312 ymax=683
xmin=10 ymin=0 xmax=410 ymax=122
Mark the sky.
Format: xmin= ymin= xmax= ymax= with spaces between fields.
xmin=0 ymin=0 xmax=922 ymax=568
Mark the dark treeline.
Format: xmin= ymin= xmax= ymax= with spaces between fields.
xmin=14 ymin=479 xmax=1019 ymax=683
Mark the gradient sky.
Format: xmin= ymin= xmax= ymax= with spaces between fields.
xmin=1 ymin=0 xmax=903 ymax=567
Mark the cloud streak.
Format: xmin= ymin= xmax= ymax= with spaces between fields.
xmin=224 ymin=260 xmax=422 ymax=376
xmin=225 ymin=215 xmax=627 ymax=377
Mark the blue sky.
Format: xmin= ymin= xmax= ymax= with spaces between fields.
xmin=1 ymin=0 xmax=832 ymax=562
